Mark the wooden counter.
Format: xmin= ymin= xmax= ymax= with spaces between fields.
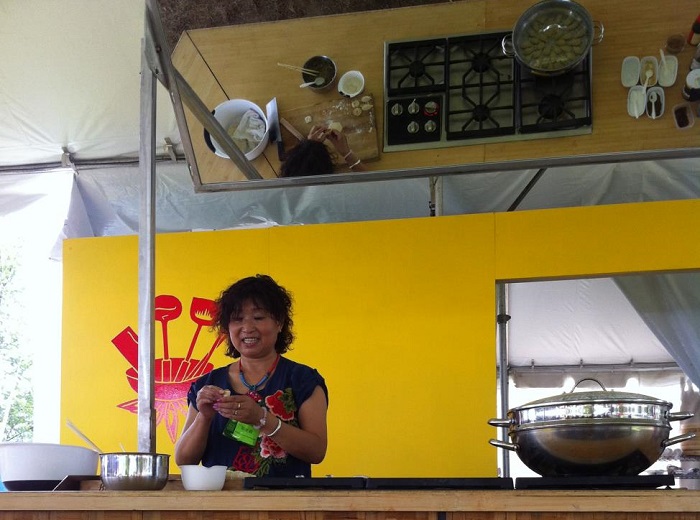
xmin=3 ymin=489 xmax=700 ymax=518
xmin=171 ymin=0 xmax=700 ymax=190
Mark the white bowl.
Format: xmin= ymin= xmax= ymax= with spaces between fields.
xmin=179 ymin=464 xmax=227 ymax=491
xmin=208 ymin=99 xmax=270 ymax=160
xmin=338 ymin=70 xmax=365 ymax=98
xmin=0 ymin=443 xmax=99 ymax=491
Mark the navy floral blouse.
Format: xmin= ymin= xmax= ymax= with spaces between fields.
xmin=186 ymin=356 xmax=328 ymax=477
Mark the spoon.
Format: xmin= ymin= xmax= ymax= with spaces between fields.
xmin=649 ymin=91 xmax=658 ymax=119
xmin=300 ymin=77 xmax=324 ymax=88
xmin=659 ymin=48 xmax=667 ymax=69
xmin=66 ymin=419 xmax=104 ymax=453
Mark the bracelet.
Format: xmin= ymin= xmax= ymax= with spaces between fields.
xmin=266 ymin=417 xmax=283 ymax=437
xmin=349 ymin=159 xmax=361 ymax=169
xmin=343 ymin=150 xmax=354 ymax=160
xmin=254 ymin=407 xmax=267 ymax=430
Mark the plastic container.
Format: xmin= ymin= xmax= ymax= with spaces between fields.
xmin=207 ymin=99 xmax=270 ymax=160
xmin=627 ymin=85 xmax=646 ymax=118
xmin=621 ymin=56 xmax=640 ymax=87
xmin=658 ymin=54 xmax=678 ymax=87
xmin=673 ymin=103 xmax=695 ymax=129
xmin=645 ymin=87 xmax=664 ymax=119
xmin=639 ymin=56 xmax=658 ymax=87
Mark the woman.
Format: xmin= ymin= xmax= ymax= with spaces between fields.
xmin=174 ymin=274 xmax=328 ymax=477
xmin=280 ymin=124 xmax=367 ymax=177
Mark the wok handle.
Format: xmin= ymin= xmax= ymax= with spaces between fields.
xmin=668 ymin=411 xmax=695 ymax=422
xmin=501 ymin=34 xmax=514 ymax=57
xmin=488 ymin=418 xmax=512 ymax=428
xmin=663 ymin=431 xmax=696 ymax=448
xmin=489 ymin=439 xmax=518 ymax=452
xmin=592 ymin=20 xmax=605 ymax=45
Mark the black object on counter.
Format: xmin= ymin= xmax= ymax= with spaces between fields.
xmin=515 ymin=474 xmax=674 ymax=490
xmin=243 ymin=477 xmax=366 ymax=489
xmin=365 ymin=477 xmax=514 ymax=490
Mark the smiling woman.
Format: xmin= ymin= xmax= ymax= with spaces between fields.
xmin=173 ymin=274 xmax=329 ymax=477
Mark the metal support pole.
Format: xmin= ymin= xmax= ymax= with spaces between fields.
xmin=429 ymin=176 xmax=443 ymax=216
xmin=137 ymin=37 xmax=157 ymax=454
xmin=496 ymin=282 xmax=511 ymax=477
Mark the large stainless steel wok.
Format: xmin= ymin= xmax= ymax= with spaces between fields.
xmin=489 ymin=378 xmax=695 ymax=476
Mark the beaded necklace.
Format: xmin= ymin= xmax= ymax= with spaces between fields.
xmin=239 ymin=354 xmax=280 ymax=402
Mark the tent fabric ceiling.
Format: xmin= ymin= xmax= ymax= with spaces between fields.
xmin=0 ymin=0 xmax=179 ymax=168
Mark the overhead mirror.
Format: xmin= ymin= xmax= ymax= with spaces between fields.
xmin=146 ymin=0 xmax=700 ymax=193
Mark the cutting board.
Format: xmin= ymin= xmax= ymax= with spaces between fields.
xmin=282 ymin=93 xmax=379 ymax=165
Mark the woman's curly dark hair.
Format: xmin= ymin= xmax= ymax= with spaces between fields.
xmin=280 ymin=139 xmax=334 ymax=177
xmin=214 ymin=274 xmax=294 ymax=358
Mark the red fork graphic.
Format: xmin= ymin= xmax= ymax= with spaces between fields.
xmin=174 ymin=297 xmax=218 ymax=381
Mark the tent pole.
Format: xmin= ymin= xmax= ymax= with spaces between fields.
xmin=137 ymin=35 xmax=157 ymax=454
xmin=496 ymin=282 xmax=511 ymax=477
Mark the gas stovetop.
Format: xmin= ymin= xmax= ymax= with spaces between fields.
xmin=383 ymin=31 xmax=593 ymax=152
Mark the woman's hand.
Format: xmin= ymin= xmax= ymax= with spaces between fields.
xmin=195 ymin=385 xmax=228 ymax=419
xmin=307 ymin=125 xmax=330 ymax=143
xmin=214 ymin=393 xmax=266 ymax=426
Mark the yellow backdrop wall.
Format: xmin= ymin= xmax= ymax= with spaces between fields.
xmin=61 ymin=199 xmax=700 ymax=477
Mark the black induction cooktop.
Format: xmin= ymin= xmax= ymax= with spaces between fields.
xmin=515 ymin=474 xmax=675 ymax=490
xmin=243 ymin=477 xmax=514 ymax=490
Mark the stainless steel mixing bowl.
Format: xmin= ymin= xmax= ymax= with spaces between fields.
xmin=100 ymin=452 xmax=169 ymax=490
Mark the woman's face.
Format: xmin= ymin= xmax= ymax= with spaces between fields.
xmin=228 ymin=299 xmax=281 ymax=358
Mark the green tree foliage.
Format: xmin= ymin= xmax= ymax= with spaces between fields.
xmin=0 ymin=248 xmax=33 ymax=441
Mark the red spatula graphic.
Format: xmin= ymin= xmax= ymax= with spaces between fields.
xmin=155 ymin=294 xmax=182 ymax=381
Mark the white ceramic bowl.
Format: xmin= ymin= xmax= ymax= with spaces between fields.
xmin=179 ymin=464 xmax=228 ymax=491
xmin=209 ymin=99 xmax=269 ymax=160
xmin=0 ymin=442 xmax=99 ymax=491
xmin=338 ymin=70 xmax=365 ymax=98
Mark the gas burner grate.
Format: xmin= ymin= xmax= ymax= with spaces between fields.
xmin=517 ymin=55 xmax=592 ymax=133
xmin=445 ymin=33 xmax=515 ymax=139
xmin=386 ymin=39 xmax=447 ymax=96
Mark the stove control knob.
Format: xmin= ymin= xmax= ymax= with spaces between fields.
xmin=424 ymin=101 xmax=439 ymax=116
xmin=424 ymin=120 xmax=437 ymax=133
xmin=407 ymin=121 xmax=420 ymax=134
xmin=408 ymin=100 xmax=420 ymax=115
xmin=390 ymin=103 xmax=403 ymax=116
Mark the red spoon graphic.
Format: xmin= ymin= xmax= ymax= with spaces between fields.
xmin=155 ymin=294 xmax=182 ymax=382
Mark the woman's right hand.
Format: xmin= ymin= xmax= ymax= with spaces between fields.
xmin=195 ymin=385 xmax=228 ymax=419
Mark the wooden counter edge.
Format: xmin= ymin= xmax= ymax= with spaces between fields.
xmin=2 ymin=489 xmax=700 ymax=511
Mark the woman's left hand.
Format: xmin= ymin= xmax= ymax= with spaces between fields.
xmin=214 ymin=393 xmax=265 ymax=425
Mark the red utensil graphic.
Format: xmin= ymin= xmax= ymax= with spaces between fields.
xmin=111 ymin=326 xmax=139 ymax=369
xmin=155 ymin=294 xmax=182 ymax=381
xmin=184 ymin=333 xmax=227 ymax=380
xmin=174 ymin=297 xmax=218 ymax=381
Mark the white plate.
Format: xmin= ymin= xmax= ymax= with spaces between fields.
xmin=621 ymin=56 xmax=640 ymax=87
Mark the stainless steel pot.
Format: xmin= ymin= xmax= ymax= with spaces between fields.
xmin=489 ymin=378 xmax=695 ymax=476
xmin=100 ymin=452 xmax=169 ymax=490
xmin=502 ymin=0 xmax=604 ymax=76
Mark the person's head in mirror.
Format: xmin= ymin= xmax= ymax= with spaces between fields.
xmin=280 ymin=124 xmax=366 ymax=177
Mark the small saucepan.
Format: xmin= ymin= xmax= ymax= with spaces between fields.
xmin=502 ymin=0 xmax=604 ymax=76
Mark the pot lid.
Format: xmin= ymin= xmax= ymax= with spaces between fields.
xmin=514 ymin=378 xmax=672 ymax=410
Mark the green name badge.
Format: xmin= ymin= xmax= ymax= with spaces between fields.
xmin=222 ymin=420 xmax=258 ymax=446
